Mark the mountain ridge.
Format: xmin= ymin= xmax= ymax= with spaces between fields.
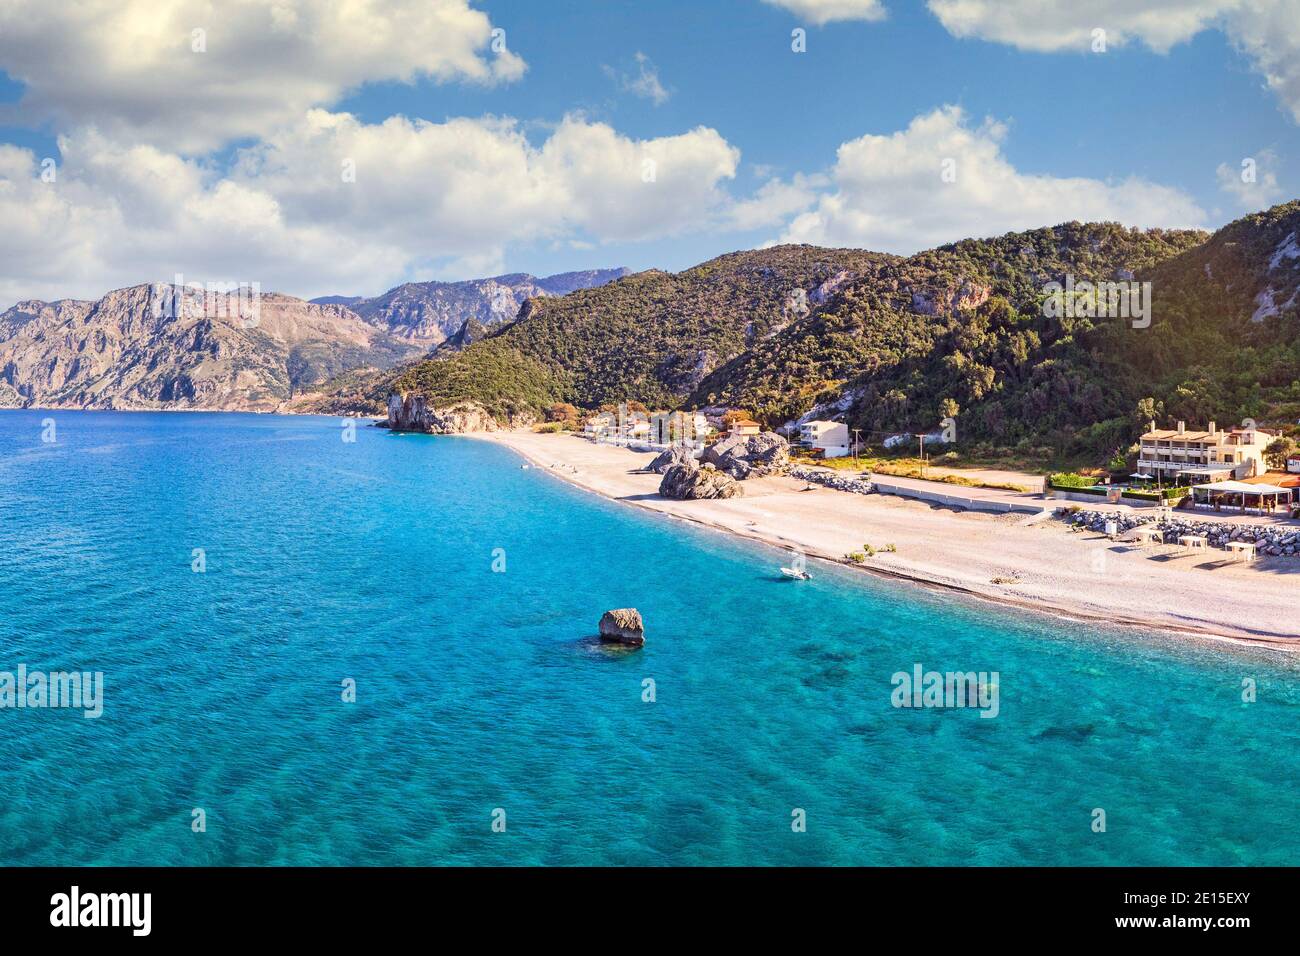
xmin=0 ymin=267 xmax=628 ymax=411
xmin=352 ymin=204 xmax=1300 ymax=459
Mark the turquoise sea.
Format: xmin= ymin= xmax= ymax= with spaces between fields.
xmin=0 ymin=410 xmax=1297 ymax=865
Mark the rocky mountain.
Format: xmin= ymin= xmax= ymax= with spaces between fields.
xmin=0 ymin=266 xmax=628 ymax=412
xmin=375 ymin=245 xmax=899 ymax=422
xmin=311 ymin=268 xmax=630 ymax=344
xmin=0 ymin=283 xmax=433 ymax=411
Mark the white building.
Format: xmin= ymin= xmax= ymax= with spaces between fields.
xmin=583 ymin=412 xmax=614 ymax=440
xmin=800 ymin=420 xmax=850 ymax=458
xmin=1137 ymin=420 xmax=1272 ymax=482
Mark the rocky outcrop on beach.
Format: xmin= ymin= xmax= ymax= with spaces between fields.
xmin=791 ymin=466 xmax=873 ymax=495
xmin=385 ymin=393 xmax=501 ymax=433
xmin=598 ymin=608 xmax=645 ymax=647
xmin=701 ymin=432 xmax=789 ymax=480
xmin=648 ymin=443 xmax=698 ymax=474
xmin=1064 ymin=509 xmax=1300 ymax=557
xmin=658 ymin=459 xmax=744 ymax=500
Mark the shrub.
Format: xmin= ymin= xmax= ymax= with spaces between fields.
xmin=1048 ymin=472 xmax=1095 ymax=489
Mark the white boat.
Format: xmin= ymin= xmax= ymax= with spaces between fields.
xmin=780 ymin=567 xmax=811 ymax=580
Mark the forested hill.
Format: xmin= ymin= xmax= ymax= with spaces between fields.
xmin=359 ymin=202 xmax=1300 ymax=461
xmin=693 ymin=221 xmax=1209 ymax=459
xmin=387 ymin=244 xmax=898 ymax=413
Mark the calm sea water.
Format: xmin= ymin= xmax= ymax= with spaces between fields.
xmin=1 ymin=410 xmax=1297 ymax=866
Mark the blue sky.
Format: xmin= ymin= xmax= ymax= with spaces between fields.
xmin=0 ymin=0 xmax=1296 ymax=302
xmin=414 ymin=0 xmax=1298 ymax=275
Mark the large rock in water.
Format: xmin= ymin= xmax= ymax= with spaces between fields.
xmin=648 ymin=442 xmax=697 ymax=474
xmin=599 ymin=608 xmax=645 ymax=647
xmin=701 ymin=432 xmax=789 ymax=479
xmin=386 ymin=393 xmax=500 ymax=433
xmin=658 ymin=459 xmax=744 ymax=499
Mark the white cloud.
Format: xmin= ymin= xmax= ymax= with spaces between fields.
xmin=727 ymin=175 xmax=823 ymax=231
xmin=925 ymin=0 xmax=1300 ymax=123
xmin=232 ymin=110 xmax=740 ymax=248
xmin=605 ymin=52 xmax=670 ymax=105
xmin=780 ymin=106 xmax=1206 ymax=253
xmin=0 ymin=113 xmax=742 ymax=303
xmin=760 ymin=0 xmax=887 ymax=24
xmin=1223 ymin=1 xmax=1300 ymax=124
xmin=0 ymin=130 xmax=402 ymax=305
xmin=926 ymin=0 xmax=1231 ymax=54
xmin=0 ymin=0 xmax=525 ymax=152
xmin=1216 ymin=148 xmax=1284 ymax=209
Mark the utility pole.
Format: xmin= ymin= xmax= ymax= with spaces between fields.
xmin=918 ymin=433 xmax=926 ymax=478
xmin=852 ymin=428 xmax=862 ymax=466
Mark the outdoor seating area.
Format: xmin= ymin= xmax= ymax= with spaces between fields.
xmin=1190 ymin=480 xmax=1294 ymax=515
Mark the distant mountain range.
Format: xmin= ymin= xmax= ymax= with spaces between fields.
xmin=0 ymin=269 xmax=628 ymax=411
xmin=309 ymin=268 xmax=630 ymax=344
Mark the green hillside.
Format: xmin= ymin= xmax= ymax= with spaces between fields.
xmin=361 ymin=203 xmax=1300 ymax=464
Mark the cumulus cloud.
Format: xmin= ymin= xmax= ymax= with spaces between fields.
xmin=780 ymin=106 xmax=1206 ymax=253
xmin=763 ymin=1 xmax=1300 ymax=124
xmin=0 ymin=113 xmax=742 ymax=303
xmin=233 ymin=110 xmax=739 ymax=247
xmin=926 ymin=0 xmax=1229 ymax=54
xmin=926 ymin=0 xmax=1300 ymax=123
xmin=1223 ymin=1 xmax=1300 ymax=124
xmin=0 ymin=0 xmax=526 ymax=152
xmin=760 ymin=0 xmax=887 ymax=24
xmin=727 ymin=175 xmax=823 ymax=231
xmin=1216 ymin=148 xmax=1284 ymax=210
xmin=0 ymin=131 xmax=400 ymax=305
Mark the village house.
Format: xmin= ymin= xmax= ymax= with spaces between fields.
xmin=624 ymin=411 xmax=651 ymax=442
xmin=583 ymin=412 xmax=614 ymax=440
xmin=729 ymin=418 xmax=761 ymax=437
xmin=799 ymin=420 xmax=850 ymax=458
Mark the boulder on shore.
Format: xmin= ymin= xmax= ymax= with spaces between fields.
xmin=599 ymin=608 xmax=645 ymax=647
xmin=386 ymin=393 xmax=502 ymax=433
xmin=701 ymin=432 xmax=789 ymax=479
xmin=648 ymin=442 xmax=697 ymax=474
xmin=658 ymin=459 xmax=744 ymax=500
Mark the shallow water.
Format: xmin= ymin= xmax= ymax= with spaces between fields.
xmin=1 ymin=410 xmax=1296 ymax=865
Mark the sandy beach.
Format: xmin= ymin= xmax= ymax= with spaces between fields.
xmin=480 ymin=430 xmax=1300 ymax=650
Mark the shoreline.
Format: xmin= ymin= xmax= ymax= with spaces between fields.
xmin=476 ymin=430 xmax=1300 ymax=655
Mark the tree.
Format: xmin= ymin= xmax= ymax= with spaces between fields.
xmin=546 ymin=402 xmax=580 ymax=427
xmin=1133 ymin=397 xmax=1162 ymax=429
xmin=1264 ymin=436 xmax=1298 ymax=470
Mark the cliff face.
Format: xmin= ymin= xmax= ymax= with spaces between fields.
xmin=385 ymin=393 xmax=503 ymax=433
xmin=0 ymin=267 xmax=628 ymax=413
xmin=0 ymin=284 xmax=432 ymax=411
